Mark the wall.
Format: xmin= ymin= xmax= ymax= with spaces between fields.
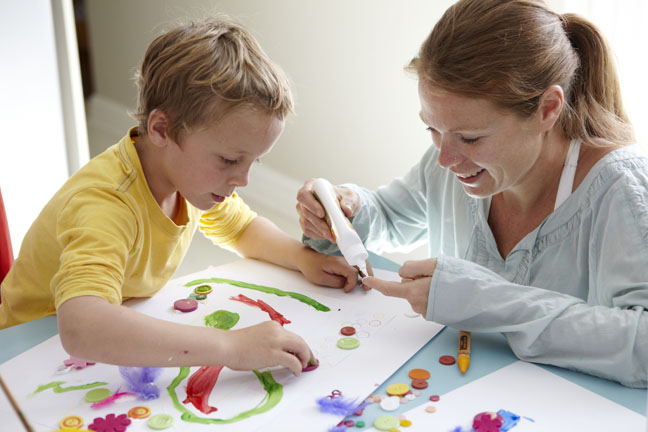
xmin=83 ymin=0 xmax=647 ymax=259
xmin=0 ymin=0 xmax=87 ymax=253
xmin=84 ymin=0 xmax=453 ymax=185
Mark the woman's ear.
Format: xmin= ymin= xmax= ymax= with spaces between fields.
xmin=537 ymin=84 xmax=565 ymax=133
xmin=147 ymin=109 xmax=170 ymax=148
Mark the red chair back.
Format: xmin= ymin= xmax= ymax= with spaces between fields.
xmin=0 ymin=187 xmax=14 ymax=293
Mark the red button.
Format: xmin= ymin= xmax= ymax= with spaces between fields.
xmin=302 ymin=358 xmax=319 ymax=372
xmin=340 ymin=326 xmax=356 ymax=336
xmin=439 ymin=355 xmax=456 ymax=365
xmin=411 ymin=379 xmax=428 ymax=389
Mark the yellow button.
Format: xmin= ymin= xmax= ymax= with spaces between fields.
xmin=59 ymin=415 xmax=83 ymax=429
xmin=386 ymin=383 xmax=410 ymax=397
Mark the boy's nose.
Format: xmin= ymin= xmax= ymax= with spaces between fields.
xmin=230 ymin=166 xmax=250 ymax=187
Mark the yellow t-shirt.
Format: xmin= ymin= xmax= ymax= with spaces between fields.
xmin=0 ymin=128 xmax=256 ymax=328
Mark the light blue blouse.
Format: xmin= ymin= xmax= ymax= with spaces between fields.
xmin=305 ymin=143 xmax=648 ymax=388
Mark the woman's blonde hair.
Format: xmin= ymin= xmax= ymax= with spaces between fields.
xmin=133 ymin=17 xmax=293 ymax=141
xmin=407 ymin=0 xmax=634 ymax=146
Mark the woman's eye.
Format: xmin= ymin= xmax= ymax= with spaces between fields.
xmin=460 ymin=136 xmax=479 ymax=144
xmin=221 ymin=157 xmax=238 ymax=165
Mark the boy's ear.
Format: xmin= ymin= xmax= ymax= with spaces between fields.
xmin=536 ymin=84 xmax=564 ymax=133
xmin=147 ymin=109 xmax=170 ymax=148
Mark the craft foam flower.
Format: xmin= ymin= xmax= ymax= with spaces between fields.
xmin=473 ymin=411 xmax=504 ymax=432
xmin=88 ymin=413 xmax=131 ymax=432
xmin=63 ymin=356 xmax=96 ymax=370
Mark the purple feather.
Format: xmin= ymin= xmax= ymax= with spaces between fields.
xmin=317 ymin=395 xmax=363 ymax=416
xmin=119 ymin=367 xmax=162 ymax=400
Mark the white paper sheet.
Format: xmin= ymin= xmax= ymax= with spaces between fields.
xmin=0 ymin=259 xmax=443 ymax=431
xmin=365 ymin=361 xmax=646 ymax=431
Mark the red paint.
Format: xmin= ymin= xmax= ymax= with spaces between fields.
xmin=182 ymin=366 xmax=224 ymax=414
xmin=229 ymin=294 xmax=291 ymax=326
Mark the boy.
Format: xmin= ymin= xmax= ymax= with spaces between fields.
xmin=0 ymin=18 xmax=357 ymax=376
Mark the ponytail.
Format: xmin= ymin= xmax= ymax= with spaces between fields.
xmin=561 ymin=13 xmax=635 ymax=146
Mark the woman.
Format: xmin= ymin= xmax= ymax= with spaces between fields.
xmin=296 ymin=0 xmax=647 ymax=388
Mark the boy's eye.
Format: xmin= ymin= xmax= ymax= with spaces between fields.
xmin=221 ymin=156 xmax=239 ymax=165
xmin=459 ymin=136 xmax=479 ymax=144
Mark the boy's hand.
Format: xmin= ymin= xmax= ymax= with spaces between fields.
xmin=296 ymin=178 xmax=361 ymax=242
xmin=362 ymin=258 xmax=437 ymax=316
xmin=222 ymin=321 xmax=315 ymax=376
xmin=297 ymin=248 xmax=372 ymax=292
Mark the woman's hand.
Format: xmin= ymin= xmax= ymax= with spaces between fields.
xmin=296 ymin=247 xmax=373 ymax=292
xmin=363 ymin=258 xmax=437 ymax=315
xmin=295 ymin=178 xmax=361 ymax=242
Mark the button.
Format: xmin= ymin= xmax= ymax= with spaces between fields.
xmin=340 ymin=326 xmax=356 ymax=336
xmin=194 ymin=293 xmax=207 ymax=300
xmin=411 ymin=379 xmax=428 ymax=389
xmin=174 ymin=298 xmax=198 ymax=313
xmin=127 ymin=406 xmax=151 ymax=419
xmin=386 ymin=383 xmax=410 ymax=397
xmin=425 ymin=405 xmax=437 ymax=413
xmin=404 ymin=308 xmax=420 ymax=318
xmin=379 ymin=395 xmax=401 ymax=411
xmin=302 ymin=358 xmax=319 ymax=372
xmin=336 ymin=337 xmax=360 ymax=350
xmin=147 ymin=413 xmax=174 ymax=430
xmin=193 ymin=285 xmax=213 ymax=295
xmin=439 ymin=355 xmax=456 ymax=365
xmin=84 ymin=388 xmax=111 ymax=403
xmin=400 ymin=419 xmax=413 ymax=427
xmin=408 ymin=368 xmax=430 ymax=380
xmin=59 ymin=415 xmax=83 ymax=429
xmin=429 ymin=394 xmax=440 ymax=402
xmin=373 ymin=415 xmax=400 ymax=430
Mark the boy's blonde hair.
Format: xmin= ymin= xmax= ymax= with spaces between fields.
xmin=133 ymin=17 xmax=293 ymax=141
xmin=407 ymin=0 xmax=634 ymax=147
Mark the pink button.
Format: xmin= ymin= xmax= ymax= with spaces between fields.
xmin=174 ymin=298 xmax=198 ymax=313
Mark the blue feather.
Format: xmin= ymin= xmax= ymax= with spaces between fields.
xmin=316 ymin=395 xmax=363 ymax=416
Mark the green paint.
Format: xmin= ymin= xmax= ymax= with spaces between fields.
xmin=32 ymin=380 xmax=108 ymax=396
xmin=184 ymin=277 xmax=330 ymax=312
xmin=167 ymin=367 xmax=283 ymax=424
xmin=204 ymin=310 xmax=240 ymax=330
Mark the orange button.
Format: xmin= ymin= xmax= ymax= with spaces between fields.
xmin=128 ymin=406 xmax=152 ymax=419
xmin=408 ymin=368 xmax=430 ymax=380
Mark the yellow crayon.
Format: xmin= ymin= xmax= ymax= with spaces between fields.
xmin=458 ymin=330 xmax=471 ymax=374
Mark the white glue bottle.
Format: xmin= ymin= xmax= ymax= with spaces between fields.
xmin=311 ymin=178 xmax=369 ymax=277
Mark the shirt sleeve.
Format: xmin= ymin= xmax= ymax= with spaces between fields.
xmin=304 ymin=144 xmax=439 ymax=255
xmin=428 ymin=233 xmax=648 ymax=388
xmin=53 ymin=188 xmax=138 ymax=309
xmin=199 ymin=192 xmax=257 ymax=250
